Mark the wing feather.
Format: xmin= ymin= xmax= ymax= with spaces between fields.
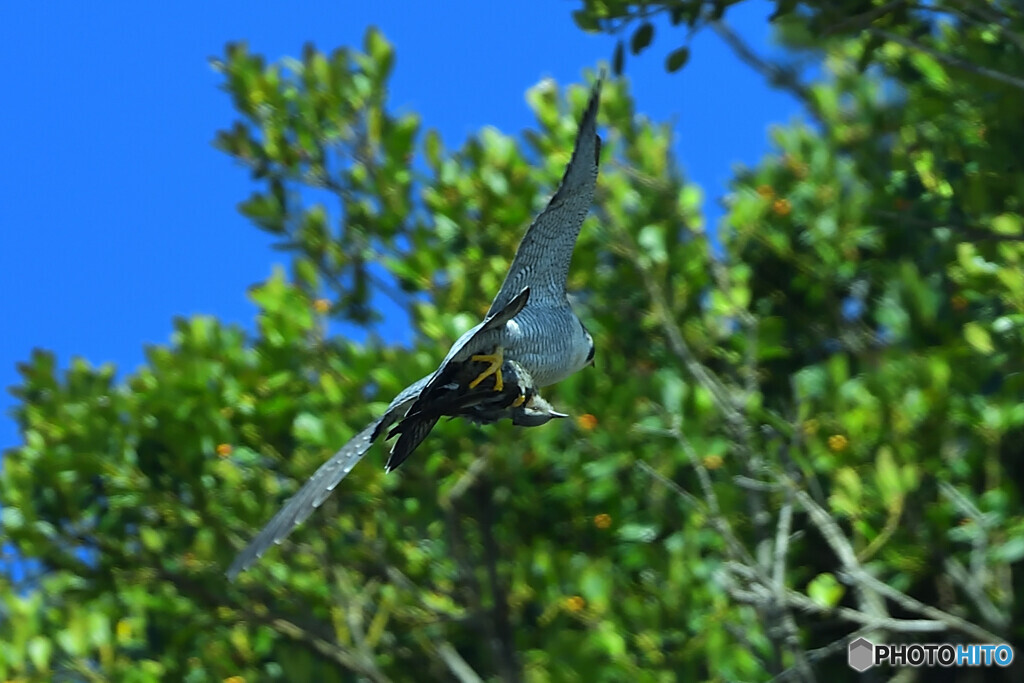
xmin=226 ymin=375 xmax=430 ymax=579
xmin=487 ymin=78 xmax=602 ymax=316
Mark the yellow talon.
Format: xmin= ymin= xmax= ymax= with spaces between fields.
xmin=511 ymin=394 xmax=525 ymax=408
xmin=468 ymin=349 xmax=504 ymax=391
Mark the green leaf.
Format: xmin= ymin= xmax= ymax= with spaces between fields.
xmin=631 ymin=22 xmax=654 ymax=56
xmin=424 ymin=128 xmax=443 ymax=168
xmin=572 ymin=10 xmax=600 ymax=33
xmin=666 ymin=46 xmax=691 ymax=73
xmin=364 ymin=27 xmax=394 ymax=70
xmin=909 ymin=52 xmax=949 ymax=90
xmin=992 ymin=213 xmax=1022 ymax=235
xmin=638 ymin=224 xmax=668 ymax=264
xmin=807 ymin=573 xmax=845 ymax=608
xmin=294 ymin=412 xmax=325 ymax=444
xmin=613 ymin=40 xmax=625 ymax=75
xmin=964 ymin=322 xmax=994 ymax=354
xmin=2 ymin=506 xmax=25 ymax=530
xmin=238 ymin=192 xmax=285 ymax=234
xmin=26 ymin=636 xmax=51 ymax=671
xmin=875 ymin=446 xmax=902 ymax=513
xmin=617 ymin=523 xmax=658 ymax=543
xmin=140 ymin=526 xmax=164 ymax=552
xmin=993 ymin=535 xmax=1024 ymax=563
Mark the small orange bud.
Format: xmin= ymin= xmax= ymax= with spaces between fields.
xmin=756 ymin=184 xmax=774 ymax=199
xmin=772 ymin=198 xmax=791 ymax=217
xmin=594 ymin=513 xmax=612 ymax=529
xmin=951 ymin=294 xmax=968 ymax=312
xmin=784 ymin=155 xmax=808 ymax=177
xmin=702 ymin=454 xmax=724 ymax=470
xmin=894 ymin=198 xmax=911 ymax=212
xmin=577 ymin=413 xmax=598 ymax=431
xmin=563 ymin=596 xmax=585 ymax=612
xmin=216 ymin=443 xmax=233 ymax=458
xmin=802 ymin=419 xmax=819 ymax=436
xmin=827 ymin=434 xmax=849 ymax=452
xmin=313 ymin=298 xmax=331 ymax=314
xmin=223 ymin=677 xmax=246 ymax=683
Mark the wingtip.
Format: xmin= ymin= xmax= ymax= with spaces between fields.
xmin=579 ymin=75 xmax=603 ymax=143
xmin=226 ymin=544 xmax=270 ymax=581
xmin=225 ymin=558 xmax=248 ymax=582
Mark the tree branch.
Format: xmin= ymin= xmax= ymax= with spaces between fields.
xmin=869 ymin=27 xmax=1024 ymax=92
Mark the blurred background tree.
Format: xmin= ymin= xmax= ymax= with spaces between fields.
xmin=3 ymin=2 xmax=1023 ymax=680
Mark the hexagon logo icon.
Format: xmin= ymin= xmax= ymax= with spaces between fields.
xmin=848 ymin=637 xmax=874 ymax=672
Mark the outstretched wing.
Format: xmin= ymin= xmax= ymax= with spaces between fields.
xmin=487 ymin=78 xmax=602 ymax=316
xmin=226 ymin=375 xmax=430 ymax=579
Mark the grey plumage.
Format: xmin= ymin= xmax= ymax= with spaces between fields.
xmin=227 ymin=77 xmax=602 ymax=579
xmin=387 ymin=354 xmax=568 ymax=472
xmin=402 ymin=77 xmax=602 ymax=410
xmin=226 ymin=360 xmax=556 ymax=580
xmin=227 ymin=290 xmax=541 ymax=580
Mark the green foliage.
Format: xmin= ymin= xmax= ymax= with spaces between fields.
xmin=4 ymin=12 xmax=1024 ymax=682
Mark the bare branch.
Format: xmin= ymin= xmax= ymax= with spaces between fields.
xmin=791 ymin=489 xmax=890 ymax=628
xmin=268 ymin=616 xmax=393 ymax=683
xmin=710 ymin=21 xmax=820 ymax=121
xmin=944 ymin=557 xmax=1011 ymax=632
xmin=835 ymin=569 xmax=1004 ymax=643
xmin=436 ymin=642 xmax=485 ymax=683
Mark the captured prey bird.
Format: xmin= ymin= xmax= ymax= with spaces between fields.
xmin=227 ymin=76 xmax=602 ymax=580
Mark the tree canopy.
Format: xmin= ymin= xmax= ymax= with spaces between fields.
xmin=3 ymin=5 xmax=1023 ymax=681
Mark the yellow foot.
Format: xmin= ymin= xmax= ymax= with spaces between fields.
xmin=511 ymin=394 xmax=526 ymax=408
xmin=468 ymin=349 xmax=504 ymax=392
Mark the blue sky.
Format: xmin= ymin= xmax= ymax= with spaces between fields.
xmin=0 ymin=1 xmax=800 ymax=454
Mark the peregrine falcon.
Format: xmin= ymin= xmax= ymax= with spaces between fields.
xmin=227 ymin=77 xmax=602 ymax=580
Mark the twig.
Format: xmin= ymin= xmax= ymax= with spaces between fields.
xmin=915 ymin=1 xmax=1024 ymax=57
xmin=835 ymin=569 xmax=1003 ymax=643
xmin=710 ymin=21 xmax=819 ymax=120
xmin=770 ymin=625 xmax=876 ymax=682
xmin=440 ymin=456 xmax=490 ymax=511
xmin=726 ymin=563 xmax=947 ymax=633
xmin=821 ymin=0 xmax=908 ymax=35
xmin=791 ymin=489 xmax=890 ymax=628
xmin=873 ymin=209 xmax=1024 ymax=243
xmin=734 ymin=475 xmax=784 ymax=492
xmin=268 ymin=616 xmax=393 ymax=683
xmin=869 ymin=28 xmax=1024 ymax=92
xmin=944 ymin=557 xmax=1010 ymax=631
xmin=436 ymin=642 xmax=485 ymax=683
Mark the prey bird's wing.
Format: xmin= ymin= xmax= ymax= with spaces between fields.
xmin=436 ymin=286 xmax=531 ymax=371
xmin=487 ymin=78 xmax=602 ymax=316
xmin=383 ymin=288 xmax=532 ymax=472
xmin=226 ymin=375 xmax=431 ymax=580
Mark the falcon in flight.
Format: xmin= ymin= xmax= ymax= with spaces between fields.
xmin=227 ymin=77 xmax=602 ymax=579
